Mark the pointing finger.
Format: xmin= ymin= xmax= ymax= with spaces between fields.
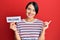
xmin=49 ymin=20 xmax=52 ymax=24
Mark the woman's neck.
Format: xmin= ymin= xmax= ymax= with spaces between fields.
xmin=25 ymin=18 xmax=35 ymax=22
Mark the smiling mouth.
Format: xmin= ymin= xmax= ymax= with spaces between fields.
xmin=28 ymin=14 xmax=33 ymax=16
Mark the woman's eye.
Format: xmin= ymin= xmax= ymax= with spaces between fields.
xmin=27 ymin=8 xmax=31 ymax=10
xmin=33 ymin=10 xmax=35 ymax=12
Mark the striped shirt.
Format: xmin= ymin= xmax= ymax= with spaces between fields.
xmin=16 ymin=19 xmax=44 ymax=40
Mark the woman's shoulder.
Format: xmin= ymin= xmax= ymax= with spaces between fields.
xmin=22 ymin=18 xmax=43 ymax=23
xmin=35 ymin=18 xmax=44 ymax=23
xmin=16 ymin=19 xmax=25 ymax=24
xmin=35 ymin=19 xmax=44 ymax=27
xmin=16 ymin=18 xmax=44 ymax=24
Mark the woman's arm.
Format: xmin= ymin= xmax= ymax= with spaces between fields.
xmin=38 ymin=28 xmax=45 ymax=40
xmin=10 ymin=22 xmax=21 ymax=40
xmin=15 ymin=31 xmax=21 ymax=40
xmin=38 ymin=21 xmax=51 ymax=40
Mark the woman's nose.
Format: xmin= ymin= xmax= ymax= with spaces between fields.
xmin=29 ymin=10 xmax=33 ymax=14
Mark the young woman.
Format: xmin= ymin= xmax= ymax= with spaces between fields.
xmin=10 ymin=2 xmax=51 ymax=40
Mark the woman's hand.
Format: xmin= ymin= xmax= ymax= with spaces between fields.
xmin=10 ymin=22 xmax=17 ymax=31
xmin=43 ymin=20 xmax=52 ymax=30
xmin=10 ymin=22 xmax=21 ymax=40
xmin=38 ymin=20 xmax=52 ymax=40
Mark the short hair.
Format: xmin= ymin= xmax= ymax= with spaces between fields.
xmin=25 ymin=2 xmax=39 ymax=14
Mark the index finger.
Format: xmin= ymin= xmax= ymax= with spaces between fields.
xmin=49 ymin=20 xmax=52 ymax=24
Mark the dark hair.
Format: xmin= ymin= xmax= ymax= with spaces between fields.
xmin=25 ymin=2 xmax=39 ymax=14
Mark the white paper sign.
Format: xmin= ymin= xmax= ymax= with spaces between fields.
xmin=6 ymin=16 xmax=21 ymax=23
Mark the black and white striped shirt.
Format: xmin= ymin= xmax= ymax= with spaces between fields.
xmin=16 ymin=19 xmax=44 ymax=40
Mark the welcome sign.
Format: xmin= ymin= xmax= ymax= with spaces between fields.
xmin=6 ymin=16 xmax=21 ymax=23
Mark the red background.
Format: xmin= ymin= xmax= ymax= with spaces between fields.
xmin=0 ymin=0 xmax=60 ymax=40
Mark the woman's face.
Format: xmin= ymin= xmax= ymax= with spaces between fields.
xmin=26 ymin=4 xmax=36 ymax=18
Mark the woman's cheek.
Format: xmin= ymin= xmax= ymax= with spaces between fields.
xmin=27 ymin=9 xmax=30 ymax=13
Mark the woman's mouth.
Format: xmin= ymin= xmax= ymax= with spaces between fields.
xmin=28 ymin=14 xmax=33 ymax=16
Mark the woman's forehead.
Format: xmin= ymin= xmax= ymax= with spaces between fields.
xmin=27 ymin=4 xmax=35 ymax=10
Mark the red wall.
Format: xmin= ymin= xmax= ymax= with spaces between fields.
xmin=0 ymin=0 xmax=60 ymax=40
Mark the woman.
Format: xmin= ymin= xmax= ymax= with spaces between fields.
xmin=10 ymin=2 xmax=51 ymax=40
